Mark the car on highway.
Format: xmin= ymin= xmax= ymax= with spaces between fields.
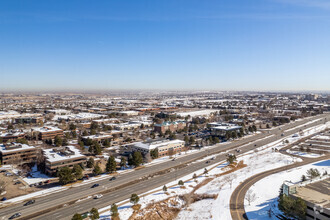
xmin=172 ymin=158 xmax=176 ymax=161
xmin=206 ymin=160 xmax=210 ymax=164
xmin=91 ymin=184 xmax=99 ymax=188
xmin=109 ymin=177 xmax=116 ymax=181
xmin=9 ymin=212 xmax=21 ymax=219
xmin=94 ymin=194 xmax=103 ymax=199
xmin=211 ymin=157 xmax=215 ymax=160
xmin=24 ymin=199 xmax=35 ymax=206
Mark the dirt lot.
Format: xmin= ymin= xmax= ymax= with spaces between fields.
xmin=0 ymin=172 xmax=38 ymax=199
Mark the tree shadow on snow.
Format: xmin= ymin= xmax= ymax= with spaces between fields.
xmin=245 ymin=197 xmax=279 ymax=220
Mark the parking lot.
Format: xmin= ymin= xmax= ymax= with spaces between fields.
xmin=0 ymin=171 xmax=36 ymax=200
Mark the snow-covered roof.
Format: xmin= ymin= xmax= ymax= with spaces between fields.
xmin=134 ymin=139 xmax=184 ymax=151
xmin=53 ymin=113 xmax=106 ymax=121
xmin=33 ymin=126 xmax=62 ymax=133
xmin=212 ymin=125 xmax=242 ymax=131
xmin=43 ymin=145 xmax=86 ymax=163
xmin=0 ymin=143 xmax=35 ymax=153
xmin=82 ymin=134 xmax=111 ymax=139
xmin=0 ymin=131 xmax=25 ymax=137
xmin=176 ymin=110 xmax=218 ymax=117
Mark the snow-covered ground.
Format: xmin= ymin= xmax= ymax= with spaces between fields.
xmin=98 ymin=143 xmax=301 ymax=219
xmin=98 ymin=122 xmax=329 ymax=220
xmin=22 ymin=165 xmax=54 ymax=185
xmin=286 ymin=149 xmax=323 ymax=158
xmin=245 ymin=159 xmax=330 ymax=220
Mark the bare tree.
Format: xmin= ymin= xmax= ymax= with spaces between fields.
xmin=0 ymin=179 xmax=8 ymax=195
xmin=245 ymin=189 xmax=257 ymax=205
xmin=224 ymin=174 xmax=237 ymax=189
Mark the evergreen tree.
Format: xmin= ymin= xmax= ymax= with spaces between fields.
xmin=120 ymin=157 xmax=127 ymax=168
xmin=93 ymin=164 xmax=102 ymax=176
xmin=130 ymin=194 xmax=140 ymax=205
xmin=106 ymin=156 xmax=117 ymax=173
xmin=87 ymin=157 xmax=95 ymax=168
xmin=90 ymin=208 xmax=99 ymax=220
xmin=132 ymin=151 xmax=143 ymax=167
xmin=184 ymin=135 xmax=189 ymax=145
xmin=54 ymin=135 xmax=63 ymax=147
xmin=57 ymin=167 xmax=73 ymax=185
xmin=204 ymin=168 xmax=208 ymax=175
xmin=163 ymin=185 xmax=167 ymax=192
xmin=226 ymin=154 xmax=236 ymax=164
xmin=178 ymin=180 xmax=184 ymax=186
xmin=110 ymin=203 xmax=119 ymax=218
xmin=127 ymin=153 xmax=133 ymax=166
xmin=72 ymin=164 xmax=83 ymax=180
xmin=71 ymin=213 xmax=83 ymax=220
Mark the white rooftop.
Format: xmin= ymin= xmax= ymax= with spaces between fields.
xmin=0 ymin=143 xmax=35 ymax=153
xmin=43 ymin=145 xmax=85 ymax=163
xmin=82 ymin=134 xmax=112 ymax=139
xmin=135 ymin=139 xmax=184 ymax=151
xmin=33 ymin=126 xmax=62 ymax=133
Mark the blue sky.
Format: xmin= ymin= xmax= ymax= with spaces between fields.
xmin=1 ymin=0 xmax=330 ymax=91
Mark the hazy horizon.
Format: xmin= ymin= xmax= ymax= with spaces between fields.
xmin=1 ymin=0 xmax=330 ymax=91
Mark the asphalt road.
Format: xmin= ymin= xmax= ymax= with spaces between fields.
xmin=229 ymin=152 xmax=330 ymax=220
xmin=0 ymin=113 xmax=329 ymax=220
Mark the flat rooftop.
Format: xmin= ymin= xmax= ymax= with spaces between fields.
xmin=33 ymin=126 xmax=62 ymax=133
xmin=43 ymin=145 xmax=85 ymax=163
xmin=135 ymin=139 xmax=184 ymax=150
xmin=0 ymin=143 xmax=35 ymax=153
xmin=295 ymin=178 xmax=330 ymax=209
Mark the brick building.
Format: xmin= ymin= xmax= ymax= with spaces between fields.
xmin=43 ymin=146 xmax=87 ymax=176
xmin=0 ymin=143 xmax=37 ymax=165
xmin=33 ymin=126 xmax=63 ymax=140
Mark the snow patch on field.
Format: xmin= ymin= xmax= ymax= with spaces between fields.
xmin=245 ymin=159 xmax=330 ymax=220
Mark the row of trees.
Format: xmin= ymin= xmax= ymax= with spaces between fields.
xmin=72 ymin=193 xmax=140 ymax=220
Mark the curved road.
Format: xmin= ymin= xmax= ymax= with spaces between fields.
xmin=230 ymin=139 xmax=330 ymax=220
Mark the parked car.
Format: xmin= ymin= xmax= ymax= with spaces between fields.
xmin=24 ymin=200 xmax=35 ymax=206
xmin=94 ymin=194 xmax=103 ymax=199
xmin=109 ymin=177 xmax=116 ymax=181
xmin=91 ymin=184 xmax=99 ymax=188
xmin=1 ymin=197 xmax=7 ymax=201
xmin=172 ymin=158 xmax=176 ymax=161
xmin=206 ymin=160 xmax=210 ymax=164
xmin=9 ymin=212 xmax=21 ymax=219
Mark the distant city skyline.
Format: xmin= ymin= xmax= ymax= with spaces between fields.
xmin=1 ymin=0 xmax=330 ymax=91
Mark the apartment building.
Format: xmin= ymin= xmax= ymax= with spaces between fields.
xmin=43 ymin=146 xmax=87 ymax=176
xmin=133 ymin=139 xmax=185 ymax=157
xmin=33 ymin=126 xmax=63 ymax=140
xmin=0 ymin=143 xmax=37 ymax=165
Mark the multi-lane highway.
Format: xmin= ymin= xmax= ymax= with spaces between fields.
xmin=0 ymin=113 xmax=329 ymax=220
